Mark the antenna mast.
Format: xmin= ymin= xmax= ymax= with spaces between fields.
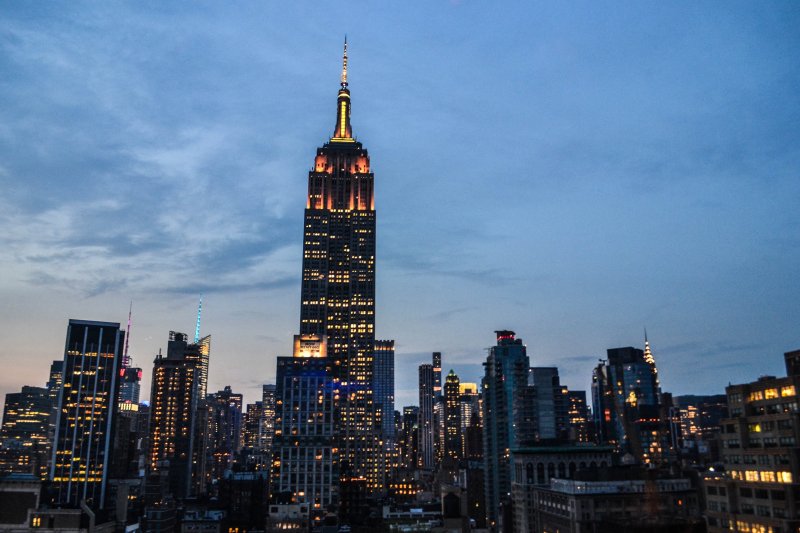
xmin=123 ymin=301 xmax=132 ymax=367
xmin=194 ymin=294 xmax=203 ymax=343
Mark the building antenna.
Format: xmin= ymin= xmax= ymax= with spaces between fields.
xmin=123 ymin=301 xmax=132 ymax=368
xmin=341 ymin=35 xmax=348 ymax=87
xmin=194 ymin=294 xmax=203 ymax=343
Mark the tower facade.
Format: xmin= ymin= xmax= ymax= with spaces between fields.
xmin=298 ymin=41 xmax=380 ymax=488
xmin=529 ymin=367 xmax=570 ymax=441
xmin=261 ymin=384 xmax=276 ymax=464
xmin=118 ymin=367 xmax=142 ymax=406
xmin=208 ymin=385 xmax=244 ymax=480
xmin=443 ymin=370 xmax=461 ymax=461
xmin=592 ymin=346 xmax=670 ymax=464
xmin=373 ymin=340 xmax=396 ymax=441
xmin=481 ymin=330 xmax=531 ymax=528
xmin=0 ymin=386 xmax=51 ymax=478
xmin=51 ymin=319 xmax=124 ymax=510
xmin=148 ymin=331 xmax=206 ymax=499
xmin=418 ymin=364 xmax=435 ymax=470
xmin=432 ymin=352 xmax=442 ymax=400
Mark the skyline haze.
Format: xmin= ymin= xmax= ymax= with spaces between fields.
xmin=1 ymin=2 xmax=798 ymax=408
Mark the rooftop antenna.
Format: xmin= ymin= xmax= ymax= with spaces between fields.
xmin=194 ymin=294 xmax=203 ymax=343
xmin=123 ymin=301 xmax=132 ymax=368
xmin=341 ymin=35 xmax=348 ymax=88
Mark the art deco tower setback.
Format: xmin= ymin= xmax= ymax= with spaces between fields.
xmin=299 ymin=41 xmax=379 ymax=485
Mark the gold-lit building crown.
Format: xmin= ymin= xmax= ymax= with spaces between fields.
xmin=331 ymin=37 xmax=354 ymax=142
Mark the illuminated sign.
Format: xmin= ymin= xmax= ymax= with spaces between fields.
xmin=293 ymin=334 xmax=328 ymax=358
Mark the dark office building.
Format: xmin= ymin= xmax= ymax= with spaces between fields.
xmin=529 ymin=367 xmax=570 ymax=442
xmin=400 ymin=406 xmax=419 ymax=470
xmin=208 ymin=385 xmax=244 ymax=480
xmin=592 ymin=346 xmax=672 ymax=464
xmin=443 ymin=370 xmax=461 ymax=461
xmin=482 ymin=330 xmax=531 ymax=529
xmin=418 ymin=364 xmax=435 ymax=470
xmin=50 ymin=319 xmax=124 ymax=510
xmin=567 ymin=390 xmax=592 ymax=443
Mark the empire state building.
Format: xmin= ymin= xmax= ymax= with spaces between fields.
xmin=299 ymin=41 xmax=381 ymax=488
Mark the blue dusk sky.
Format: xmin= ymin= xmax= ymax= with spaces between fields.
xmin=0 ymin=2 xmax=798 ymax=408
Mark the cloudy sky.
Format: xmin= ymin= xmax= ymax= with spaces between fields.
xmin=1 ymin=2 xmax=798 ymax=409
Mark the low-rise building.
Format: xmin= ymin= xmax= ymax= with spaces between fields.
xmin=510 ymin=445 xmax=614 ymax=532
xmin=703 ymin=349 xmax=800 ymax=533
xmin=532 ymin=473 xmax=702 ymax=533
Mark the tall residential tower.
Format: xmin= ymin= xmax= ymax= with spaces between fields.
xmin=481 ymin=330 xmax=531 ymax=529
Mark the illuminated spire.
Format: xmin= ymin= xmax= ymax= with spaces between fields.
xmin=194 ymin=294 xmax=203 ymax=343
xmin=643 ymin=328 xmax=659 ymax=385
xmin=123 ymin=301 xmax=132 ymax=368
xmin=332 ymin=37 xmax=354 ymax=141
xmin=643 ymin=328 xmax=654 ymax=364
xmin=340 ymin=35 xmax=348 ymax=88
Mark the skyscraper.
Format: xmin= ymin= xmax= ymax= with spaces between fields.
xmin=46 ymin=361 xmax=63 ymax=407
xmin=418 ymin=364 xmax=435 ymax=470
xmin=261 ymin=384 xmax=276 ymax=465
xmin=400 ymin=406 xmax=419 ymax=470
xmin=443 ymin=370 xmax=461 ymax=461
xmin=0 ymin=386 xmax=51 ymax=478
xmin=373 ymin=340 xmax=396 ymax=441
xmin=148 ymin=331 xmax=205 ymax=499
xmin=208 ymin=385 xmax=244 ymax=480
xmin=432 ymin=352 xmax=444 ymax=466
xmin=297 ymin=40 xmax=380 ymax=489
xmin=191 ymin=335 xmax=211 ymax=399
xmin=481 ymin=330 xmax=531 ymax=528
xmin=45 ymin=360 xmax=63 ymax=476
xmin=567 ymin=390 xmax=592 ymax=443
xmin=118 ymin=367 xmax=142 ymax=406
xmin=458 ymin=383 xmax=479 ymax=427
xmin=50 ymin=319 xmax=124 ymax=510
xmin=271 ymin=335 xmax=336 ymax=510
xmin=592 ymin=346 xmax=671 ymax=464
xmin=432 ymin=352 xmax=442 ymax=400
xmin=529 ymin=367 xmax=570 ymax=441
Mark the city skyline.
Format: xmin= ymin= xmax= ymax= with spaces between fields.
xmin=1 ymin=3 xmax=799 ymax=409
